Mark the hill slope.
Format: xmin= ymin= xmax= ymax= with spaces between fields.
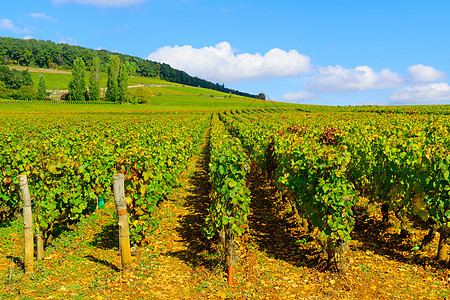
xmin=0 ymin=36 xmax=256 ymax=98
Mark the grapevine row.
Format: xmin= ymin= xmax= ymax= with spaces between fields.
xmin=204 ymin=113 xmax=251 ymax=277
xmin=0 ymin=112 xmax=209 ymax=245
xmin=221 ymin=110 xmax=450 ymax=270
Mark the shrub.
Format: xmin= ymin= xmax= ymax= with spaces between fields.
xmin=125 ymin=87 xmax=153 ymax=104
xmin=10 ymin=85 xmax=37 ymax=100
xmin=0 ymin=81 xmax=7 ymax=99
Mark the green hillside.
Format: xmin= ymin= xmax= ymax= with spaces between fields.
xmin=11 ymin=66 xmax=177 ymax=90
xmin=1 ymin=66 xmax=296 ymax=112
xmin=0 ymin=36 xmax=256 ymax=98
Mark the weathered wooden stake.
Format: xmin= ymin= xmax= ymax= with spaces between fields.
xmin=36 ymin=231 xmax=44 ymax=260
xmin=18 ymin=175 xmax=33 ymax=273
xmin=113 ymin=173 xmax=132 ymax=270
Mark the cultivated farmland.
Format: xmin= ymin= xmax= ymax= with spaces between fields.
xmin=1 ymin=98 xmax=449 ymax=299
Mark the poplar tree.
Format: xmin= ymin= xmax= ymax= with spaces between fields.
xmin=118 ymin=61 xmax=128 ymax=103
xmin=89 ymin=56 xmax=101 ymax=101
xmin=37 ymin=74 xmax=46 ymax=100
xmin=68 ymin=57 xmax=86 ymax=102
xmin=106 ymin=55 xmax=128 ymax=102
xmin=106 ymin=55 xmax=120 ymax=102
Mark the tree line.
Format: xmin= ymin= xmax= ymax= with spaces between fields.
xmin=0 ymin=66 xmax=38 ymax=100
xmin=66 ymin=55 xmax=128 ymax=102
xmin=0 ymin=54 xmax=128 ymax=102
xmin=0 ymin=36 xmax=256 ymax=98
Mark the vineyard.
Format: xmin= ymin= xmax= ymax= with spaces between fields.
xmin=1 ymin=105 xmax=450 ymax=299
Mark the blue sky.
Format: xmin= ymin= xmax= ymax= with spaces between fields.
xmin=1 ymin=0 xmax=449 ymax=105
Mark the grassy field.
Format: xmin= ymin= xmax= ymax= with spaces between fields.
xmin=2 ymin=66 xmax=292 ymax=111
xmin=11 ymin=66 xmax=179 ymax=90
xmin=128 ymin=85 xmax=250 ymax=98
xmin=9 ymin=66 xmax=250 ymax=102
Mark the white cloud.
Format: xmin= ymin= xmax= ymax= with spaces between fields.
xmin=147 ymin=41 xmax=312 ymax=83
xmin=390 ymin=82 xmax=450 ymax=103
xmin=407 ymin=64 xmax=446 ymax=82
xmin=0 ymin=19 xmax=15 ymax=31
xmin=23 ymin=35 xmax=34 ymax=40
xmin=30 ymin=13 xmax=58 ymax=22
xmin=0 ymin=18 xmax=30 ymax=34
xmin=57 ymin=35 xmax=78 ymax=45
xmin=52 ymin=0 xmax=144 ymax=7
xmin=303 ymin=65 xmax=404 ymax=93
xmin=283 ymin=90 xmax=317 ymax=102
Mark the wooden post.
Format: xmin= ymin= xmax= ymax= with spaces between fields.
xmin=113 ymin=173 xmax=132 ymax=270
xmin=36 ymin=231 xmax=44 ymax=260
xmin=228 ymin=265 xmax=234 ymax=286
xmin=18 ymin=175 xmax=33 ymax=274
xmin=226 ymin=230 xmax=236 ymax=286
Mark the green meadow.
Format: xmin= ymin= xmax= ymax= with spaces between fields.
xmin=11 ymin=66 xmax=177 ymax=90
xmin=1 ymin=67 xmax=296 ymax=112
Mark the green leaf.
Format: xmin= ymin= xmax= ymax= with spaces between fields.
xmin=219 ymin=165 xmax=225 ymax=175
xmin=83 ymin=173 xmax=90 ymax=182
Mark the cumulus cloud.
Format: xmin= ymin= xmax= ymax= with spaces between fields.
xmin=407 ymin=64 xmax=446 ymax=82
xmin=390 ymin=82 xmax=450 ymax=103
xmin=0 ymin=19 xmax=30 ymax=34
xmin=303 ymin=65 xmax=404 ymax=93
xmin=30 ymin=12 xmax=58 ymax=22
xmin=147 ymin=41 xmax=312 ymax=83
xmin=52 ymin=0 xmax=144 ymax=7
xmin=23 ymin=35 xmax=34 ymax=40
xmin=283 ymin=90 xmax=317 ymax=102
